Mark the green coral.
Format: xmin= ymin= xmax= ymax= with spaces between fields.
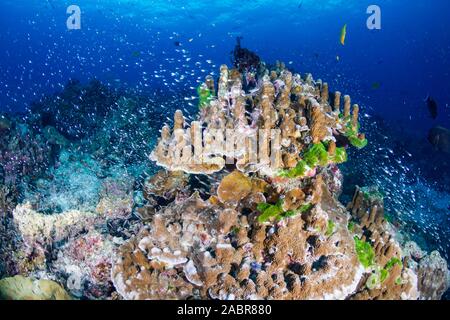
xmin=256 ymin=201 xmax=284 ymax=223
xmin=278 ymin=160 xmax=307 ymax=178
xmin=348 ymin=136 xmax=368 ymax=149
xmin=326 ymin=220 xmax=335 ymax=237
xmin=379 ymin=268 xmax=389 ymax=283
xmin=342 ymin=118 xmax=368 ymax=149
xmin=303 ymin=143 xmax=329 ymax=167
xmin=366 ymin=273 xmax=379 ymax=290
xmin=364 ymin=257 xmax=403 ymax=289
xmin=197 ymin=84 xmax=213 ymax=109
xmin=347 ymin=221 xmax=356 ymax=233
xmin=384 ymin=257 xmax=402 ymax=271
xmin=278 ymin=142 xmax=348 ymax=179
xmin=332 ymin=147 xmax=348 ymax=164
xmin=257 ymin=201 xmax=312 ymax=223
xmin=354 ymin=236 xmax=375 ymax=268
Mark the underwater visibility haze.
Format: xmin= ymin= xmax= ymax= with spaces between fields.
xmin=0 ymin=0 xmax=449 ymax=300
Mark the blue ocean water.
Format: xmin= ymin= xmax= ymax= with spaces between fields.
xmin=1 ymin=0 xmax=449 ymax=294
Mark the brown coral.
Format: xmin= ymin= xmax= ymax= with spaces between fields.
xmin=217 ymin=170 xmax=253 ymax=204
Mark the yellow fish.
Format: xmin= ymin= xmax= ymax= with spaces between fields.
xmin=340 ymin=24 xmax=347 ymax=45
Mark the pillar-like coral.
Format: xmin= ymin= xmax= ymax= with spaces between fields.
xmin=352 ymin=104 xmax=360 ymax=128
xmin=205 ymin=75 xmax=215 ymax=95
xmin=334 ymin=91 xmax=341 ymax=114
xmin=174 ymin=110 xmax=185 ymax=130
xmin=321 ymin=82 xmax=329 ymax=103
xmin=344 ymin=95 xmax=351 ymax=118
xmin=310 ymin=100 xmax=328 ymax=144
xmin=218 ymin=64 xmax=229 ymax=101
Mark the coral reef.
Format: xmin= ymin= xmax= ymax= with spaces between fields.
xmin=1 ymin=48 xmax=448 ymax=300
xmin=143 ymin=170 xmax=188 ymax=201
xmin=112 ymin=173 xmax=364 ymax=300
xmin=347 ymin=187 xmax=420 ymax=299
xmin=0 ymin=114 xmax=53 ymax=186
xmin=347 ymin=186 xmax=449 ymax=300
xmin=51 ymin=230 xmax=116 ymax=299
xmin=139 ymin=58 xmax=448 ymax=300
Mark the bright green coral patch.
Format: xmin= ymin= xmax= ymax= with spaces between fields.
xmin=303 ymin=143 xmax=329 ymax=167
xmin=384 ymin=257 xmax=402 ymax=271
xmin=366 ymin=273 xmax=379 ymax=290
xmin=326 ymin=220 xmax=335 ymax=237
xmin=256 ymin=201 xmax=284 ymax=223
xmin=349 ymin=136 xmax=368 ymax=149
xmin=333 ymin=147 xmax=348 ymax=164
xmin=197 ymin=84 xmax=213 ymax=109
xmin=343 ymin=120 xmax=368 ymax=149
xmin=379 ymin=268 xmax=389 ymax=283
xmin=347 ymin=221 xmax=356 ymax=233
xmin=257 ymin=201 xmax=312 ymax=223
xmin=278 ymin=160 xmax=307 ymax=178
xmin=354 ymin=236 xmax=375 ymax=268
xmin=364 ymin=257 xmax=403 ymax=290
xmin=278 ymin=142 xmax=348 ymax=179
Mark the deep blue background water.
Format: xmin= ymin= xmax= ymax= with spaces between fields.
xmin=2 ymin=0 xmax=449 ymax=130
xmin=1 ymin=0 xmax=449 ymax=258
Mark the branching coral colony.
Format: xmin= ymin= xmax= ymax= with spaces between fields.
xmin=112 ymin=44 xmax=448 ymax=300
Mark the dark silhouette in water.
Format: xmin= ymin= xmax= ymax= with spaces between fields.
xmin=232 ymin=37 xmax=261 ymax=72
xmin=425 ymin=95 xmax=438 ymax=119
xmin=428 ymin=126 xmax=450 ymax=154
xmin=174 ymin=41 xmax=182 ymax=47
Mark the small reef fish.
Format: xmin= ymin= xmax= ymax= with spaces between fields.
xmin=424 ymin=95 xmax=438 ymax=119
xmin=174 ymin=41 xmax=182 ymax=47
xmin=340 ymin=24 xmax=347 ymax=45
xmin=428 ymin=126 xmax=450 ymax=154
